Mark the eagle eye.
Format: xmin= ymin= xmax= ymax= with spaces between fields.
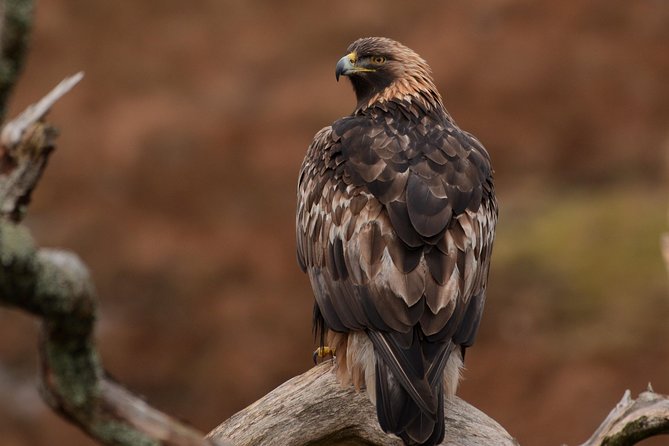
xmin=371 ymin=56 xmax=386 ymax=65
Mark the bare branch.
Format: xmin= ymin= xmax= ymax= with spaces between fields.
xmin=1 ymin=71 xmax=83 ymax=148
xmin=579 ymin=388 xmax=669 ymax=446
xmin=0 ymin=221 xmax=230 ymax=446
xmin=0 ymin=80 xmax=230 ymax=445
xmin=0 ymin=72 xmax=83 ymax=222
xmin=208 ymin=362 xmax=519 ymax=446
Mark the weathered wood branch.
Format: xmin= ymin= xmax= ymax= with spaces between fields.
xmin=0 ymin=80 xmax=229 ymax=446
xmin=0 ymin=72 xmax=82 ymax=221
xmin=208 ymin=366 xmax=669 ymax=446
xmin=208 ymin=362 xmax=518 ymax=446
xmin=579 ymin=387 xmax=669 ymax=446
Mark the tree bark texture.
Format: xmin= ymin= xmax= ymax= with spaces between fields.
xmin=579 ymin=387 xmax=669 ymax=446
xmin=208 ymin=362 xmax=518 ymax=446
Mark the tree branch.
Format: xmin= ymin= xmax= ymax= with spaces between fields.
xmin=0 ymin=81 xmax=230 ymax=446
xmin=0 ymin=72 xmax=82 ymax=221
xmin=579 ymin=388 xmax=669 ymax=446
xmin=207 ymin=362 xmax=519 ymax=446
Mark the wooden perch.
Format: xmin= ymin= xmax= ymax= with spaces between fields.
xmin=208 ymin=366 xmax=669 ymax=446
xmin=208 ymin=362 xmax=518 ymax=446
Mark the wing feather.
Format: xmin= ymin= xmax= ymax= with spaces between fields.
xmin=297 ymin=103 xmax=497 ymax=445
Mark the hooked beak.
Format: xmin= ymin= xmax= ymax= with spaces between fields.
xmin=335 ymin=52 xmax=356 ymax=81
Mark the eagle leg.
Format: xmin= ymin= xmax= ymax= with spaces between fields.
xmin=312 ymin=346 xmax=336 ymax=364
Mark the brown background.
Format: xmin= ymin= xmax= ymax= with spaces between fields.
xmin=1 ymin=1 xmax=669 ymax=445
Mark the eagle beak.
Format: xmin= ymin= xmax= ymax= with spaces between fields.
xmin=335 ymin=52 xmax=356 ymax=81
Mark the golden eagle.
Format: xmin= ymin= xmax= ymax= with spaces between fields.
xmin=296 ymin=37 xmax=497 ymax=446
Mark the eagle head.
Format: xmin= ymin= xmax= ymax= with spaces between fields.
xmin=335 ymin=37 xmax=442 ymax=111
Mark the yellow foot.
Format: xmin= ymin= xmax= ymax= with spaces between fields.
xmin=312 ymin=346 xmax=335 ymax=364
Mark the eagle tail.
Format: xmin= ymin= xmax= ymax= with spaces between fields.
xmin=369 ymin=330 xmax=450 ymax=446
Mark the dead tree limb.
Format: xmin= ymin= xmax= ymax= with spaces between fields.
xmin=0 ymin=79 xmax=229 ymax=446
xmin=208 ymin=362 xmax=518 ymax=446
xmin=578 ymin=388 xmax=669 ymax=446
xmin=0 ymin=72 xmax=81 ymax=221
xmin=0 ymin=2 xmax=228 ymax=442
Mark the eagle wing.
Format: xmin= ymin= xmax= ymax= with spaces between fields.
xmin=297 ymin=102 xmax=496 ymax=441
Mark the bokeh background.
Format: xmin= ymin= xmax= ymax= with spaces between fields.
xmin=1 ymin=1 xmax=669 ymax=445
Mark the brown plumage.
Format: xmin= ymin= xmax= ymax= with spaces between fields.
xmin=296 ymin=37 xmax=497 ymax=446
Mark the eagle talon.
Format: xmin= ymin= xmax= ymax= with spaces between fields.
xmin=312 ymin=346 xmax=335 ymax=364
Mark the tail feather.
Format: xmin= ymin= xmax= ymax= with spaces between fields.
xmin=368 ymin=330 xmax=435 ymax=416
xmin=368 ymin=329 xmax=451 ymax=446
xmin=398 ymin=383 xmax=445 ymax=446
xmin=376 ymin=358 xmax=446 ymax=445
xmin=375 ymin=360 xmax=415 ymax=432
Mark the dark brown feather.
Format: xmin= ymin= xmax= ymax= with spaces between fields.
xmin=385 ymin=234 xmax=422 ymax=273
xmin=406 ymin=173 xmax=453 ymax=238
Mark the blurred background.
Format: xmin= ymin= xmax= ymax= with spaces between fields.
xmin=1 ymin=1 xmax=669 ymax=445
